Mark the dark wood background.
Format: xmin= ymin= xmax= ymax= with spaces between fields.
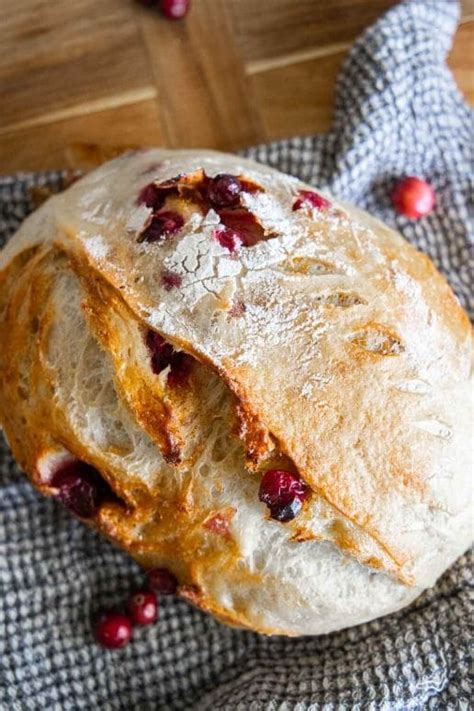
xmin=1 ymin=0 xmax=472 ymax=172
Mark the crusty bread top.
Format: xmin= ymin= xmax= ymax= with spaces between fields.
xmin=0 ymin=149 xmax=472 ymax=635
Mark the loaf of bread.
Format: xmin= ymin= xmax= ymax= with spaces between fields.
xmin=0 ymin=149 xmax=471 ymax=636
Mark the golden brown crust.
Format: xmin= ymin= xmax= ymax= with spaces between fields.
xmin=79 ymin=270 xmax=183 ymax=463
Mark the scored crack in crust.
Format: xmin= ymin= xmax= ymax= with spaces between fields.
xmin=0 ymin=149 xmax=472 ymax=636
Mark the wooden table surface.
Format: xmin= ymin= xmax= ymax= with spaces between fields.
xmin=1 ymin=0 xmax=473 ymax=173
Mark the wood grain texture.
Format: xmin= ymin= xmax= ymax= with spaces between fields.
xmin=136 ymin=0 xmax=263 ymax=150
xmin=251 ymin=50 xmax=346 ymax=139
xmin=448 ymin=21 xmax=474 ymax=105
xmin=0 ymin=101 xmax=164 ymax=173
xmin=461 ymin=0 xmax=474 ymax=18
xmin=229 ymin=0 xmax=398 ymax=63
xmin=0 ymin=0 xmax=154 ymax=131
xmin=0 ymin=0 xmax=472 ymax=172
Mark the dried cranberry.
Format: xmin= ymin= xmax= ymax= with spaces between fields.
xmin=160 ymin=0 xmax=190 ymax=19
xmin=141 ymin=211 xmax=184 ymax=243
xmin=138 ymin=182 xmax=164 ymax=211
xmin=213 ymin=226 xmax=242 ymax=253
xmin=167 ymin=351 xmax=193 ymax=387
xmin=161 ymin=269 xmax=182 ymax=290
xmin=145 ymin=330 xmax=193 ymax=385
xmin=259 ymin=469 xmax=307 ymax=523
xmin=145 ymin=330 xmax=175 ymax=374
xmin=51 ymin=461 xmax=107 ymax=518
xmin=392 ymin=177 xmax=435 ymax=219
xmin=207 ymin=174 xmax=241 ymax=208
xmin=218 ymin=208 xmax=267 ymax=247
xmin=147 ymin=568 xmax=178 ymax=594
xmin=127 ymin=590 xmax=158 ymax=625
xmin=269 ymin=497 xmax=303 ymax=522
xmin=95 ymin=612 xmax=132 ymax=649
xmin=293 ymin=190 xmax=331 ymax=211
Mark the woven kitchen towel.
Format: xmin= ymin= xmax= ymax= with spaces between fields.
xmin=0 ymin=0 xmax=472 ymax=708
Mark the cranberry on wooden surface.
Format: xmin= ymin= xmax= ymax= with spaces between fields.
xmin=95 ymin=612 xmax=133 ymax=649
xmin=160 ymin=0 xmax=190 ymax=20
xmin=127 ymin=590 xmax=158 ymax=625
xmin=392 ymin=176 xmax=436 ymax=219
xmin=293 ymin=190 xmax=331 ymax=212
xmin=259 ymin=469 xmax=307 ymax=523
xmin=51 ymin=461 xmax=105 ymax=518
xmin=147 ymin=568 xmax=178 ymax=594
xmin=207 ymin=174 xmax=242 ymax=208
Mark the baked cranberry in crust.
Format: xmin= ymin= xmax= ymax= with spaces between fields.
xmin=138 ymin=182 xmax=165 ymax=211
xmin=139 ymin=211 xmax=184 ymax=243
xmin=147 ymin=568 xmax=178 ymax=595
xmin=137 ymin=170 xmax=269 ymax=248
xmin=259 ymin=469 xmax=307 ymax=522
xmin=293 ymin=189 xmax=331 ymax=211
xmin=161 ymin=269 xmax=182 ymax=290
xmin=207 ymin=174 xmax=242 ymax=208
xmin=51 ymin=460 xmax=108 ymax=518
xmin=145 ymin=329 xmax=193 ymax=386
xmin=213 ymin=226 xmax=242 ymax=253
xmin=0 ymin=148 xmax=471 ymax=638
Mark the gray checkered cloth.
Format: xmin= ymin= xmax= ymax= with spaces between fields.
xmin=0 ymin=0 xmax=472 ymax=708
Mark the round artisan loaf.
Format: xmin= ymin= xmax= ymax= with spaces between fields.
xmin=0 ymin=149 xmax=472 ymax=636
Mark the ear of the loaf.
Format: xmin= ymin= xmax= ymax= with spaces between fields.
xmin=42 ymin=262 xmax=181 ymax=507
xmin=77 ymin=267 xmax=234 ymax=468
xmin=0 ymin=248 xmax=177 ymax=511
xmin=79 ymin=270 xmax=184 ymax=464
